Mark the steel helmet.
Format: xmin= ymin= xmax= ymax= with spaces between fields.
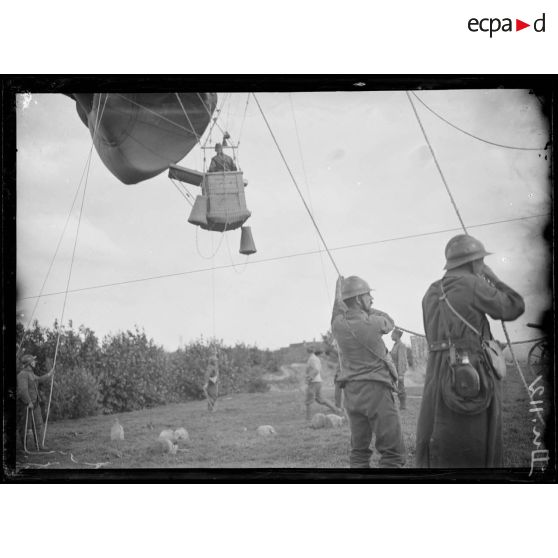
xmin=341 ymin=276 xmax=372 ymax=300
xmin=21 ymin=354 xmax=36 ymax=366
xmin=444 ymin=234 xmax=492 ymax=270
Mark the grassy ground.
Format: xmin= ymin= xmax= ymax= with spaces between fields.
xmin=14 ymin=362 xmax=548 ymax=470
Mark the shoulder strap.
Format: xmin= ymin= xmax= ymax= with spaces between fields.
xmin=440 ymin=280 xmax=482 ymax=338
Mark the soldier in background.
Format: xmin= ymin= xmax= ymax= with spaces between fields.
xmin=390 ymin=329 xmax=408 ymax=410
xmin=17 ymin=353 xmax=53 ymax=450
xmin=203 ymin=354 xmax=220 ymax=412
xmin=305 ymin=346 xmax=341 ymax=420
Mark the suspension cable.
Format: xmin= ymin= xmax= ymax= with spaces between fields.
xmin=252 ymin=93 xmax=341 ymax=277
xmin=289 ymin=93 xmax=331 ymax=304
xmin=406 ymin=90 xmax=545 ymax=425
xmin=410 ymin=91 xmax=548 ymax=151
xmin=406 ymin=91 xmax=468 ymax=231
xmin=17 ymin=143 xmax=97 ymax=358
xmin=42 ymin=93 xmax=109 ymax=444
xmin=22 ymin=213 xmax=548 ymax=300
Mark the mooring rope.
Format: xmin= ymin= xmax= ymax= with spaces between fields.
xmin=406 ymin=90 xmax=546 ymax=425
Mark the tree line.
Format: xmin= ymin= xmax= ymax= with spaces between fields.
xmin=16 ymin=321 xmax=279 ymax=420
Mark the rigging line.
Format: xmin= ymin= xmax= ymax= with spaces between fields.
xmin=238 ymin=93 xmax=250 ymax=142
xmin=43 ymin=93 xmax=109 ymax=445
xmin=21 ymin=213 xmax=549 ymax=300
xmin=225 ymin=232 xmax=249 ymax=274
xmin=410 ymin=91 xmax=548 ymax=151
xmin=202 ymin=93 xmax=228 ymax=148
xmin=114 ymin=94 xmax=198 ymax=137
xmin=253 ymin=92 xmax=341 ymax=277
xmin=169 ymin=178 xmax=193 ymax=206
xmin=409 ymin=91 xmax=545 ymax=425
xmin=174 ymin=93 xmax=203 ymax=145
xmin=289 ymin=93 xmax=331 ymax=302
xmin=509 ymin=337 xmax=546 ymax=345
xmin=197 ymin=92 xmax=226 ymax=137
xmin=17 ymin=146 xmax=96 ymax=358
xmin=195 ymin=224 xmax=228 ymax=260
xmin=406 ymin=91 xmax=468 ymax=232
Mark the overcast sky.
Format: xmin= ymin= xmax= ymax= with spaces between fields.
xmin=16 ymin=89 xmax=551 ymax=352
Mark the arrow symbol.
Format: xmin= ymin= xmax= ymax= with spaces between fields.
xmin=516 ymin=19 xmax=530 ymax=31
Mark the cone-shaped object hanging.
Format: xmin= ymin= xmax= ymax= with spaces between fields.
xmin=188 ymin=195 xmax=208 ymax=227
xmin=239 ymin=226 xmax=257 ymax=255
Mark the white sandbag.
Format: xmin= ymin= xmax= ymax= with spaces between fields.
xmin=257 ymin=425 xmax=277 ymax=436
xmin=325 ymin=414 xmax=345 ymax=428
xmin=174 ymin=427 xmax=189 ymax=442
xmin=311 ymin=413 xmax=328 ymax=429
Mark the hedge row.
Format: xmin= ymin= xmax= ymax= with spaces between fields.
xmin=16 ymin=321 xmax=278 ymax=420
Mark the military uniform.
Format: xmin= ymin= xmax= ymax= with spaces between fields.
xmin=208 ymin=153 xmax=237 ymax=172
xmin=391 ymin=338 xmax=408 ymax=409
xmin=304 ymin=352 xmax=338 ymax=419
xmin=332 ymin=298 xmax=405 ymax=468
xmin=416 ymin=268 xmax=524 ymax=467
xmin=17 ymin=365 xmax=50 ymax=446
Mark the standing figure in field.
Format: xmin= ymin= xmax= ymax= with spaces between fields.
xmin=326 ymin=340 xmax=344 ymax=410
xmin=17 ymin=354 xmax=54 ymax=450
xmin=390 ymin=329 xmax=408 ymax=410
xmin=203 ymin=354 xmax=220 ymax=412
xmin=208 ymin=142 xmax=237 ymax=172
xmin=305 ymin=346 xmax=341 ymax=420
xmin=416 ymin=235 xmax=525 ymax=468
xmin=331 ymin=276 xmax=405 ymax=468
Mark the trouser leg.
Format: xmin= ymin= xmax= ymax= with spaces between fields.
xmin=314 ymin=383 xmax=340 ymax=414
xmin=305 ymin=383 xmax=317 ymax=420
xmin=374 ymin=389 xmax=405 ymax=468
xmin=334 ymin=382 xmax=343 ymax=409
xmin=346 ymin=410 xmax=373 ymax=468
xmin=398 ymin=376 xmax=406 ymax=410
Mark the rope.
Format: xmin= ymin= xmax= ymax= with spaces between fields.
xmin=406 ymin=91 xmax=468 ymax=232
xmin=410 ymin=92 xmax=548 ymax=151
xmin=174 ymin=93 xmax=203 ymax=146
xmin=114 ymin=94 xmax=197 ymax=137
xmin=17 ymin=142 xmax=98 ymax=358
xmin=510 ymin=337 xmax=546 ymax=346
xmin=407 ymin=90 xmax=545 ymax=425
xmin=252 ymin=93 xmax=341 ymax=277
xmin=225 ymin=232 xmax=249 ymax=274
xmin=42 ymin=94 xmax=109 ymax=445
xmin=289 ymin=93 xmax=331 ymax=305
xmin=197 ymin=92 xmax=226 ymax=138
xmin=22 ymin=213 xmax=548 ymax=300
xmin=169 ymin=177 xmax=194 ymax=206
xmin=238 ymin=93 xmax=250 ymax=143
xmin=195 ymin=225 xmax=228 ymax=260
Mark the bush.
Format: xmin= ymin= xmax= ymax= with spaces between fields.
xmin=49 ymin=366 xmax=101 ymax=420
xmin=245 ymin=367 xmax=271 ymax=393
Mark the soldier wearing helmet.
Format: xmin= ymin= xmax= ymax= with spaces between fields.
xmin=331 ymin=275 xmax=405 ymax=468
xmin=416 ymin=234 xmax=525 ymax=468
xmin=17 ymin=353 xmax=53 ymax=450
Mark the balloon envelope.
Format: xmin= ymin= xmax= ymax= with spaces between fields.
xmin=69 ymin=93 xmax=217 ymax=184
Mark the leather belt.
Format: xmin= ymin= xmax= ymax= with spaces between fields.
xmin=429 ymin=340 xmax=450 ymax=352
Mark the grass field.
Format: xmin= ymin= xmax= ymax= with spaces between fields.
xmin=14 ymin=361 xmax=549 ymax=471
